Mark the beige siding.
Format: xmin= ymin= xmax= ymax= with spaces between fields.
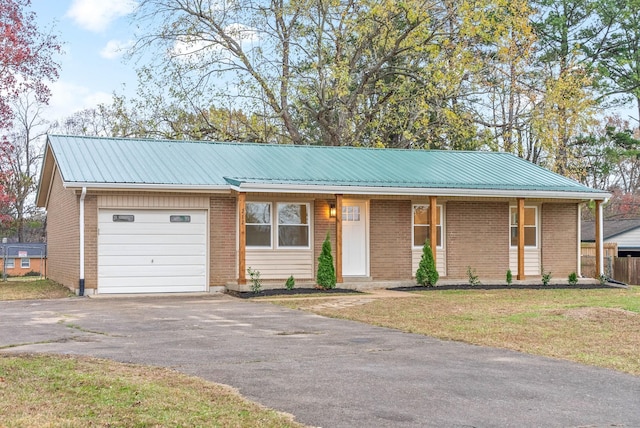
xmin=412 ymin=248 xmax=446 ymax=277
xmin=246 ymin=250 xmax=314 ymax=280
xmin=98 ymin=194 xmax=209 ymax=209
xmin=509 ymin=248 xmax=541 ymax=276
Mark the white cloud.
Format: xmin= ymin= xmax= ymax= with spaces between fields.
xmin=46 ymin=80 xmax=113 ymax=121
xmin=100 ymin=39 xmax=134 ymax=59
xmin=66 ymin=0 xmax=137 ymax=32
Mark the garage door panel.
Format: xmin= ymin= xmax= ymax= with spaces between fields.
xmin=99 ymin=254 xmax=206 ymax=266
xmin=100 ymin=223 xmax=206 ymax=235
xmin=98 ymin=209 xmax=207 ymax=294
xmin=99 ymin=234 xmax=206 ymax=245
xmin=99 ymin=244 xmax=206 ymax=257
xmin=99 ymin=265 xmax=205 ymax=277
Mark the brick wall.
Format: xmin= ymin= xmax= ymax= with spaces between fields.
xmin=446 ymin=201 xmax=509 ymax=279
xmin=314 ymin=199 xmax=336 ymax=280
xmin=84 ymin=195 xmax=98 ymax=290
xmin=370 ymin=199 xmax=412 ymax=280
xmin=45 ymin=170 xmax=79 ymax=291
xmin=542 ymin=203 xmax=578 ymax=277
xmin=210 ymin=196 xmax=237 ymax=285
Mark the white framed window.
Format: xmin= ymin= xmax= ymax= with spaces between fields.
xmin=413 ymin=204 xmax=443 ymax=249
xmin=246 ymin=202 xmax=272 ymax=247
xmin=510 ymin=206 xmax=538 ymax=247
xmin=21 ymin=258 xmax=30 ymax=269
xmin=6 ymin=258 xmax=14 ymax=269
xmin=277 ymin=203 xmax=310 ymax=248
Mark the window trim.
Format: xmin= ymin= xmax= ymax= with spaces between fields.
xmin=6 ymin=258 xmax=14 ymax=269
xmin=276 ymin=202 xmax=311 ymax=249
xmin=246 ymin=201 xmax=273 ymax=249
xmin=509 ymin=205 xmax=538 ymax=249
xmin=412 ymin=204 xmax=444 ymax=250
xmin=21 ymin=258 xmax=30 ymax=269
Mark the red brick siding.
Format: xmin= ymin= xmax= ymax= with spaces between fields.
xmin=446 ymin=201 xmax=509 ymax=279
xmin=541 ymin=203 xmax=578 ymax=277
xmin=3 ymin=258 xmax=46 ymax=276
xmin=210 ymin=196 xmax=237 ymax=285
xmin=370 ymin=199 xmax=412 ymax=280
xmin=45 ymin=170 xmax=80 ymax=290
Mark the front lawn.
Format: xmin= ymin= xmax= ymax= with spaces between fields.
xmin=0 ymin=278 xmax=74 ymax=300
xmin=0 ymin=354 xmax=301 ymax=427
xmin=271 ymin=286 xmax=640 ymax=375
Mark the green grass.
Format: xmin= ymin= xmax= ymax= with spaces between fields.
xmin=0 ymin=279 xmax=74 ymax=300
xmin=0 ymin=354 xmax=302 ymax=427
xmin=271 ymin=286 xmax=640 ymax=375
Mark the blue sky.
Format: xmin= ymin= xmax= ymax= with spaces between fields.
xmin=31 ymin=0 xmax=139 ymax=122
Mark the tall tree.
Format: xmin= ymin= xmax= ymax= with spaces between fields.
xmin=596 ymin=0 xmax=640 ymax=124
xmin=0 ymin=0 xmax=61 ymax=130
xmin=0 ymin=92 xmax=48 ymax=242
xmin=132 ymin=0 xmax=530 ymax=148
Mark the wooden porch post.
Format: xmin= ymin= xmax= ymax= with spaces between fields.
xmin=336 ymin=194 xmax=343 ymax=283
xmin=517 ymin=197 xmax=525 ymax=280
xmin=595 ymin=199 xmax=602 ymax=278
xmin=429 ymin=195 xmax=437 ymax=265
xmin=238 ymin=192 xmax=246 ymax=285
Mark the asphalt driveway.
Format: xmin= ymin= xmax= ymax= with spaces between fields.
xmin=1 ymin=294 xmax=639 ymax=427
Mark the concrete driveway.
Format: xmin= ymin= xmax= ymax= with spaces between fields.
xmin=1 ymin=294 xmax=639 ymax=427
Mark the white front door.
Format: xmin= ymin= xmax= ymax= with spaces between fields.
xmin=342 ymin=200 xmax=368 ymax=276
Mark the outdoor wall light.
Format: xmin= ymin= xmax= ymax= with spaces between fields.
xmin=329 ymin=203 xmax=336 ymax=218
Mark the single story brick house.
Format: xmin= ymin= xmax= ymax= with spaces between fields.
xmin=0 ymin=243 xmax=47 ymax=277
xmin=36 ymin=134 xmax=609 ymax=295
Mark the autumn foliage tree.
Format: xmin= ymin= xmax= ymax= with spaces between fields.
xmin=0 ymin=0 xmax=60 ymax=234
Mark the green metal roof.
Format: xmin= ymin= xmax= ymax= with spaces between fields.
xmin=39 ymin=134 xmax=609 ymax=200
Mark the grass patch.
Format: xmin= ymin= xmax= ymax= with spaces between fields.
xmin=0 ymin=353 xmax=301 ymax=427
xmin=0 ymin=279 xmax=74 ymax=300
xmin=271 ymin=287 xmax=640 ymax=375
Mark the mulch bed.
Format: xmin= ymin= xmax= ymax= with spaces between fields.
xmin=389 ymin=283 xmax=620 ymax=292
xmin=225 ymin=288 xmax=363 ymax=299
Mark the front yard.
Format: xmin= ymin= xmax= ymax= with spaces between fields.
xmin=271 ymin=286 xmax=640 ymax=375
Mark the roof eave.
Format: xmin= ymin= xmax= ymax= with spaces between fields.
xmin=63 ymin=182 xmax=231 ymax=193
xmin=229 ymin=182 xmax=611 ymax=200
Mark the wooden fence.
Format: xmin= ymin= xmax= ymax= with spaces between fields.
xmin=580 ymin=242 xmax=618 ymax=258
xmin=581 ymin=254 xmax=640 ymax=285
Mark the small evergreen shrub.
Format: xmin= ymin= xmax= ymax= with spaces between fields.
xmin=541 ymin=271 xmax=552 ymax=286
xmin=506 ymin=269 xmax=513 ymax=286
xmin=247 ymin=267 xmax=262 ymax=293
xmin=416 ymin=241 xmax=439 ymax=286
xmin=568 ymin=272 xmax=578 ymax=286
xmin=317 ymin=231 xmax=336 ymax=289
xmin=467 ymin=266 xmax=481 ymax=286
xmin=285 ymin=275 xmax=295 ymax=290
xmin=23 ymin=271 xmax=41 ymax=277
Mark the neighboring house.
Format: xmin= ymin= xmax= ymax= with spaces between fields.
xmin=0 ymin=243 xmax=47 ymax=277
xmin=36 ymin=135 xmax=610 ymax=295
xmin=582 ymin=219 xmax=640 ymax=257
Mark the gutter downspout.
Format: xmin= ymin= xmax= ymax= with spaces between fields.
xmin=79 ymin=187 xmax=86 ymax=296
xmin=577 ymin=204 xmax=581 ymax=278
xmin=597 ymin=199 xmax=605 ymax=277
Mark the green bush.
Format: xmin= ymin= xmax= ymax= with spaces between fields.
xmin=467 ymin=266 xmax=481 ymax=286
xmin=23 ymin=271 xmax=42 ymax=277
xmin=285 ymin=275 xmax=295 ymax=290
xmin=415 ymin=241 xmax=439 ymax=286
xmin=317 ymin=232 xmax=336 ymax=289
xmin=506 ymin=269 xmax=513 ymax=285
xmin=247 ymin=267 xmax=262 ymax=293
xmin=541 ymin=271 xmax=552 ymax=286
xmin=568 ymin=272 xmax=578 ymax=286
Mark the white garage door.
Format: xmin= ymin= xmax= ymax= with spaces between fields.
xmin=98 ymin=209 xmax=207 ymax=293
